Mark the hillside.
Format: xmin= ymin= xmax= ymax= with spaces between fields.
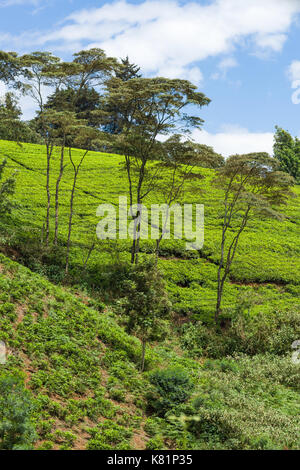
xmin=0 ymin=253 xmax=299 ymax=450
xmin=1 ymin=139 xmax=300 ymax=322
xmin=0 ymin=139 xmax=300 ymax=450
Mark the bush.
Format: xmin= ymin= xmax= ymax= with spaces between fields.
xmin=86 ymin=420 xmax=132 ymax=450
xmin=146 ymin=435 xmax=165 ymax=450
xmin=180 ymin=308 xmax=300 ymax=359
xmin=147 ymin=368 xmax=194 ymax=415
xmin=0 ymin=374 xmax=37 ymax=450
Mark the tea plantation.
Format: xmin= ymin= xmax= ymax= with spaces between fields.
xmin=1 ymin=139 xmax=300 ymax=322
xmin=0 ymin=139 xmax=299 ymax=450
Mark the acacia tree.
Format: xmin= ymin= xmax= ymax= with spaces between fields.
xmin=0 ymin=51 xmax=26 ymax=90
xmin=46 ymin=48 xmax=116 ymax=102
xmin=20 ymin=52 xmax=61 ymax=245
xmin=153 ymin=136 xmax=222 ymax=260
xmin=64 ymin=123 xmax=101 ymax=275
xmin=22 ymin=49 xmax=115 ymax=245
xmin=102 ymin=77 xmax=210 ymax=264
xmin=103 ymin=56 xmax=142 ymax=135
xmin=21 ymin=52 xmax=61 ymax=113
xmin=214 ymin=152 xmax=294 ymax=324
xmin=40 ymin=110 xmax=86 ymax=246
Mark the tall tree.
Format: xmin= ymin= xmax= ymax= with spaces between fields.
xmin=44 ymin=86 xmax=102 ymax=130
xmin=214 ymin=152 xmax=294 ymax=324
xmin=21 ymin=52 xmax=61 ymax=245
xmin=21 ymin=52 xmax=61 ymax=113
xmin=0 ymin=51 xmax=25 ymax=90
xmin=0 ymin=92 xmax=39 ymax=143
xmin=121 ymin=259 xmax=171 ymax=371
xmin=153 ymin=136 xmax=222 ymax=260
xmin=44 ymin=48 xmax=117 ymax=142
xmin=41 ymin=111 xmax=85 ymax=245
xmin=102 ymin=77 xmax=210 ymax=263
xmin=64 ymin=122 xmax=101 ymax=275
xmin=273 ymin=126 xmax=300 ymax=182
xmin=46 ymin=48 xmax=116 ymax=95
xmin=115 ymin=56 xmax=141 ymax=81
xmin=102 ymin=56 xmax=142 ymax=135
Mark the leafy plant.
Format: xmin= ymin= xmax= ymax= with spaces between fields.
xmin=147 ymin=368 xmax=194 ymax=415
xmin=0 ymin=374 xmax=37 ymax=450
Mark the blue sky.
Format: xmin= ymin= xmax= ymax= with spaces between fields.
xmin=1 ymin=0 xmax=300 ymax=156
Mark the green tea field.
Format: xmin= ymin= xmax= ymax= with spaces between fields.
xmin=1 ymin=139 xmax=299 ymax=323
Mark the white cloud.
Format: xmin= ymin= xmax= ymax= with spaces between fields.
xmin=212 ymin=56 xmax=238 ymax=79
xmin=288 ymin=60 xmax=300 ymax=85
xmin=287 ymin=60 xmax=300 ymax=104
xmin=1 ymin=0 xmax=300 ymax=83
xmin=255 ymin=33 xmax=287 ymax=52
xmin=192 ymin=125 xmax=274 ymax=157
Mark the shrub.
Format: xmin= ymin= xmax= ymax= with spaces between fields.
xmin=0 ymin=374 xmax=37 ymax=450
xmin=86 ymin=420 xmax=132 ymax=450
xmin=146 ymin=435 xmax=165 ymax=450
xmin=147 ymin=368 xmax=194 ymax=415
xmin=180 ymin=308 xmax=300 ymax=358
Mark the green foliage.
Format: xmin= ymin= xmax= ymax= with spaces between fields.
xmin=273 ymin=126 xmax=300 ymax=182
xmin=213 ymin=152 xmax=294 ymax=322
xmin=180 ymin=306 xmax=300 ymax=358
xmin=120 ymin=258 xmax=171 ymax=369
xmin=0 ymin=93 xmax=40 ymax=143
xmin=147 ymin=368 xmax=194 ymax=415
xmin=0 ymin=135 xmax=299 ymax=450
xmin=185 ymin=355 xmax=300 ymax=450
xmin=0 ymin=374 xmax=37 ymax=450
xmin=146 ymin=435 xmax=165 ymax=450
xmin=0 ymin=159 xmax=16 ymax=216
xmin=0 ymin=139 xmax=299 ymax=323
xmin=0 ymin=253 xmax=149 ymax=450
xmin=86 ymin=420 xmax=132 ymax=450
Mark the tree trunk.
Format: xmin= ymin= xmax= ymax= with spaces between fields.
xmin=131 ymin=207 xmax=141 ymax=264
xmin=155 ymin=240 xmax=160 ymax=265
xmin=65 ymin=175 xmax=76 ymax=276
xmin=65 ymin=150 xmax=88 ymax=276
xmin=215 ymin=283 xmax=223 ymax=324
xmin=141 ymin=339 xmax=146 ymax=372
xmin=54 ymin=144 xmax=65 ymax=246
xmin=45 ymin=144 xmax=52 ymax=246
xmin=82 ymin=242 xmax=95 ymax=271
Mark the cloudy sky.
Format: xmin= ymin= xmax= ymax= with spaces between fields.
xmin=1 ymin=0 xmax=300 ymax=156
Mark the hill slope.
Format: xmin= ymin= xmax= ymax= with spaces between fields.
xmin=1 ymin=139 xmax=300 ymax=323
xmin=0 ymin=253 xmax=300 ymax=450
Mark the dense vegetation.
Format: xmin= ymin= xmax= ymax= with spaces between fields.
xmin=1 ymin=139 xmax=299 ymax=323
xmin=0 ymin=139 xmax=299 ymax=450
xmin=0 ymin=47 xmax=299 ymax=451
